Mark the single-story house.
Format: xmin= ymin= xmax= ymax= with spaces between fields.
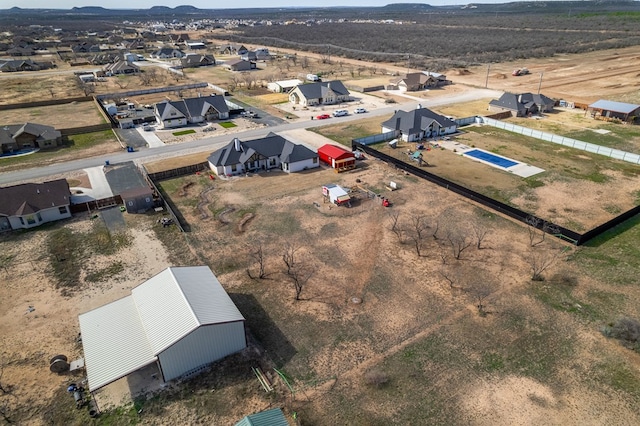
xmin=223 ymin=58 xmax=257 ymax=71
xmin=267 ymin=79 xmax=302 ymax=93
xmin=381 ymin=107 xmax=457 ymax=142
xmin=208 ymin=133 xmax=319 ymax=176
xmin=220 ymin=44 xmax=248 ymax=55
xmin=103 ymin=60 xmax=139 ymax=75
xmin=235 ymin=408 xmax=288 ymax=426
xmin=288 ymin=80 xmax=350 ymax=106
xmin=168 ymin=33 xmax=190 ymax=43
xmin=587 ymin=100 xmax=640 ymax=123
xmin=317 ymin=144 xmax=356 ymax=172
xmin=180 ymin=53 xmax=216 ymax=69
xmin=387 ymin=72 xmax=438 ymax=92
xmin=0 ymin=59 xmax=53 ymax=73
xmin=0 ymin=179 xmax=71 ymax=231
xmin=154 ymin=95 xmax=230 ymax=129
xmin=0 ymin=122 xmax=62 ymax=153
xmin=78 ymin=266 xmax=247 ymax=392
xmin=488 ymin=92 xmax=555 ymax=117
xmin=240 ymin=51 xmax=257 ymax=62
xmin=151 ymin=47 xmax=185 ymax=59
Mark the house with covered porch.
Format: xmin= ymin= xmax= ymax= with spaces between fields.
xmin=154 ymin=95 xmax=229 ymax=129
xmin=208 ymin=133 xmax=319 ymax=176
xmin=381 ymin=107 xmax=457 ymax=142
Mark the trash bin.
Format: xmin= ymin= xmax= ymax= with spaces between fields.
xmin=105 ymin=160 xmax=110 ymax=166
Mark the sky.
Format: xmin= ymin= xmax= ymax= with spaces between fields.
xmin=2 ymin=0 xmax=512 ymax=9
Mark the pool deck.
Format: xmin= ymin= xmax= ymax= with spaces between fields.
xmin=437 ymin=140 xmax=545 ymax=178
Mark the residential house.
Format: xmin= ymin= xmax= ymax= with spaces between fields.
xmin=0 ymin=179 xmax=71 ymax=231
xmin=288 ymin=80 xmax=350 ymax=106
xmin=254 ymin=48 xmax=271 ymax=61
xmin=488 ymin=92 xmax=555 ymax=117
xmin=267 ymin=78 xmax=302 ymax=93
xmin=222 ymin=58 xmax=256 ymax=71
xmin=151 ymin=47 xmax=185 ymax=59
xmin=123 ymin=39 xmax=146 ymax=50
xmin=387 ymin=72 xmax=438 ymax=92
xmin=381 ymin=107 xmax=457 ymax=142
xmin=0 ymin=59 xmax=43 ymax=72
xmin=207 ymin=133 xmax=319 ymax=176
xmin=103 ymin=60 xmax=139 ymax=75
xmin=0 ymin=122 xmax=62 ymax=153
xmin=89 ymin=53 xmax=122 ymax=65
xmin=6 ymin=46 xmax=36 ymax=56
xmin=72 ymin=43 xmax=101 ymax=53
xmin=240 ymin=51 xmax=257 ymax=62
xmin=168 ymin=33 xmax=190 ymax=43
xmin=154 ymin=95 xmax=230 ymax=129
xmin=78 ymin=266 xmax=247 ymax=392
xmin=180 ymin=53 xmax=215 ymax=68
xmin=220 ymin=44 xmax=247 ymax=55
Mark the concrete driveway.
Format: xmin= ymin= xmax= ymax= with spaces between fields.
xmin=70 ymin=166 xmax=114 ymax=203
xmin=135 ymin=126 xmax=165 ymax=148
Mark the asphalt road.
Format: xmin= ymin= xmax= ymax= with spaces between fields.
xmin=0 ymin=88 xmax=500 ymax=186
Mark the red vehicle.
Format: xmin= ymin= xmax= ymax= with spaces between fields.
xmin=316 ymin=114 xmax=331 ymax=120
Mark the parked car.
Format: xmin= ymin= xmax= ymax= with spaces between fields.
xmin=316 ymin=114 xmax=331 ymax=120
xmin=333 ymin=109 xmax=348 ymax=117
xmin=353 ymin=107 xmax=367 ymax=114
xmin=143 ymin=124 xmax=153 ymax=131
xmin=241 ymin=111 xmax=258 ymax=118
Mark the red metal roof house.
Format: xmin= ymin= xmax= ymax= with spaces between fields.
xmin=317 ymin=144 xmax=356 ymax=173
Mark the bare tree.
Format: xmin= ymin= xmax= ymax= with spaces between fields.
xmin=76 ymin=81 xmax=95 ymax=96
xmin=465 ymin=269 xmax=498 ymax=316
xmin=228 ymin=75 xmax=240 ymax=92
xmin=439 ymin=262 xmax=465 ymax=290
xmin=406 ymin=213 xmax=431 ymax=257
xmin=526 ymin=216 xmax=561 ymax=247
xmin=300 ymin=56 xmax=309 ymax=69
xmin=388 ymin=211 xmax=404 ymax=244
xmin=0 ymin=402 xmax=12 ymax=424
xmin=47 ymin=86 xmax=55 ymax=99
xmin=471 ymin=219 xmax=491 ymax=249
xmin=289 ymin=54 xmax=298 ymax=67
xmin=246 ymin=242 xmax=268 ymax=280
xmin=139 ymin=71 xmax=153 ymax=86
xmin=114 ymin=76 xmax=129 ymax=89
xmin=146 ymin=67 xmax=158 ymax=82
xmin=446 ymin=229 xmax=473 ymax=260
xmin=241 ymin=72 xmax=253 ymax=90
xmin=281 ymin=243 xmax=313 ymax=300
xmin=528 ymin=248 xmax=560 ymax=281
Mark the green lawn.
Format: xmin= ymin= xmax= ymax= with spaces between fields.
xmin=219 ymin=121 xmax=237 ymax=129
xmin=0 ymin=130 xmax=117 ymax=172
xmin=172 ymin=129 xmax=197 ymax=136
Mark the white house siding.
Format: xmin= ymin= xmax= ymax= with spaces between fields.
xmin=8 ymin=205 xmax=70 ymax=230
xmin=287 ymin=157 xmax=319 ymax=173
xmin=158 ymin=322 xmax=246 ymax=381
xmin=161 ymin=118 xmax=187 ymax=129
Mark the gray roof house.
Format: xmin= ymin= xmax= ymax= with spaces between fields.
xmin=208 ymin=132 xmax=319 ymax=176
xmin=154 ymin=95 xmax=230 ymax=129
xmin=78 ymin=266 xmax=247 ymax=392
xmin=0 ymin=179 xmax=71 ymax=232
xmin=288 ymin=80 xmax=350 ymax=106
xmin=151 ymin=46 xmax=185 ymax=59
xmin=381 ymin=107 xmax=458 ymax=142
xmin=488 ymin=92 xmax=555 ymax=117
xmin=0 ymin=122 xmax=62 ymax=153
xmin=223 ymin=58 xmax=257 ymax=71
xmin=588 ymin=100 xmax=640 ymax=123
xmin=103 ymin=60 xmax=139 ymax=75
xmin=180 ymin=53 xmax=216 ymax=68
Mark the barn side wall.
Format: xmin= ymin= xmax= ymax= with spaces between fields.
xmin=159 ymin=321 xmax=246 ymax=381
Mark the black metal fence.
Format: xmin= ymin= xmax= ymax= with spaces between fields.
xmin=352 ymin=140 xmax=615 ymax=245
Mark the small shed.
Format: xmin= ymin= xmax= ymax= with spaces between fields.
xmin=120 ymin=186 xmax=154 ymax=213
xmin=322 ymin=183 xmax=351 ymax=206
xmin=235 ymin=408 xmax=288 ymax=426
xmin=78 ymin=266 xmax=247 ymax=392
xmin=317 ymin=144 xmax=356 ymax=173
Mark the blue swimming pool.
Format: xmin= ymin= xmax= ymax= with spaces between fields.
xmin=464 ymin=149 xmax=518 ymax=168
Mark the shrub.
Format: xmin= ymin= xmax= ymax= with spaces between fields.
xmin=363 ymin=370 xmax=390 ymax=388
xmin=602 ymin=317 xmax=640 ymax=353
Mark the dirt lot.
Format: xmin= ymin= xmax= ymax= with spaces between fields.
xmin=1 ymin=101 xmax=106 ymax=128
xmin=448 ymin=45 xmax=640 ymax=105
xmin=1 ymin=154 xmax=639 ymax=424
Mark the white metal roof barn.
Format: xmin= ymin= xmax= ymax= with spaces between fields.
xmin=78 ymin=266 xmax=246 ymax=392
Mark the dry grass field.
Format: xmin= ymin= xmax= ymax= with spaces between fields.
xmin=1 ymin=101 xmax=106 ymax=128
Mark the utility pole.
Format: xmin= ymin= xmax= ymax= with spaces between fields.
xmin=485 ymin=63 xmax=491 ymax=88
xmin=537 ymin=72 xmax=544 ymax=94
